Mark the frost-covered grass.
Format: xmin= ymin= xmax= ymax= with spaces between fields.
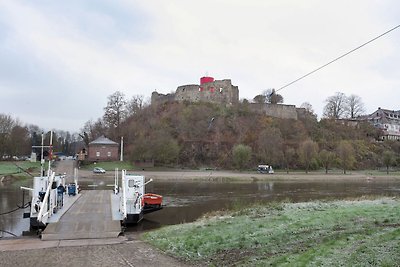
xmin=142 ymin=198 xmax=400 ymax=266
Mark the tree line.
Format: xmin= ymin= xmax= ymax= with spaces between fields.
xmin=0 ymin=114 xmax=79 ymax=160
xmin=82 ymin=90 xmax=399 ymax=173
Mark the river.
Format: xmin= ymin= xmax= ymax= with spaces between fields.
xmin=1 ymin=174 xmax=399 ymax=237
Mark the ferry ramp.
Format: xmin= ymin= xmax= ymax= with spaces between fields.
xmin=41 ymin=190 xmax=121 ymax=240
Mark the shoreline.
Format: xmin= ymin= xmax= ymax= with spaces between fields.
xmin=118 ymin=170 xmax=400 ymax=182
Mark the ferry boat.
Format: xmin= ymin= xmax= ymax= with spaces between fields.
xmin=21 ymin=132 xmax=162 ymax=229
xmin=21 ymin=171 xmax=79 ymax=229
xmin=112 ymin=169 xmax=163 ymax=224
xmin=20 ymin=131 xmax=80 ymax=229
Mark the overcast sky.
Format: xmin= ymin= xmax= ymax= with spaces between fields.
xmin=1 ymin=1 xmax=399 ymax=132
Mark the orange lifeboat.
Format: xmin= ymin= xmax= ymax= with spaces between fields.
xmin=143 ymin=193 xmax=163 ymax=207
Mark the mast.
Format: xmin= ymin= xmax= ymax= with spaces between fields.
xmin=40 ymin=133 xmax=44 ymax=176
xmin=33 ymin=132 xmax=52 ymax=177
xmin=120 ymin=136 xmax=124 ymax=161
xmin=48 ymin=131 xmax=53 ymax=174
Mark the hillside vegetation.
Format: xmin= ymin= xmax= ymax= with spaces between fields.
xmin=2 ymin=97 xmax=399 ymax=172
xmin=110 ymin=100 xmax=398 ymax=172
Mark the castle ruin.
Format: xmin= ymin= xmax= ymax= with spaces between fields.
xmin=151 ymin=76 xmax=305 ymax=120
xmin=151 ymin=76 xmax=239 ymax=106
xmin=250 ymin=103 xmax=306 ymax=120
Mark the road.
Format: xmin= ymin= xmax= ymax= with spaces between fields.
xmin=54 ymin=159 xmax=76 ymax=184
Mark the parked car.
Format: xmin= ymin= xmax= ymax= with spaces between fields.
xmin=93 ymin=167 xmax=106 ymax=173
xmin=257 ymin=164 xmax=274 ymax=174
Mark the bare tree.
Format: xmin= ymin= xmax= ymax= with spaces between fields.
xmin=8 ymin=124 xmax=30 ymax=157
xmin=256 ymin=127 xmax=284 ymax=166
xmin=323 ymin=92 xmax=347 ymax=119
xmin=127 ymin=95 xmax=145 ymax=117
xmin=0 ymin=114 xmax=14 ymax=134
xmin=346 ymin=94 xmax=365 ymax=118
xmin=264 ymin=89 xmax=284 ymax=104
xmin=298 ymin=140 xmax=318 ymax=173
xmin=103 ymin=91 xmax=127 ymax=139
xmin=253 ymin=94 xmax=266 ymax=104
xmin=283 ymin=147 xmax=296 ymax=174
xmin=104 ymin=91 xmax=127 ymax=128
xmin=336 ymin=140 xmax=355 ymax=174
xmin=82 ymin=118 xmax=106 ymax=142
xmin=319 ymin=149 xmax=336 ymax=174
xmin=0 ymin=114 xmax=15 ymax=158
xmin=382 ymin=150 xmax=395 ymax=174
xmin=300 ymin=102 xmax=315 ymax=115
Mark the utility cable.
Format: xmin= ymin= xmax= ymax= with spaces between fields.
xmin=0 ymin=201 xmax=30 ymax=216
xmin=0 ymin=206 xmax=22 ymax=216
xmin=276 ymin=24 xmax=400 ymax=93
xmin=0 ymin=229 xmax=17 ymax=237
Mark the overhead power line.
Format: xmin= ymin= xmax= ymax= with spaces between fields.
xmin=276 ymin=24 xmax=400 ymax=93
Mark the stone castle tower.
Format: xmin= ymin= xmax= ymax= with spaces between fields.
xmin=151 ymin=76 xmax=239 ymax=105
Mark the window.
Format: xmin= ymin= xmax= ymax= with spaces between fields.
xmin=96 ymin=151 xmax=100 ymax=157
xmin=128 ymin=180 xmax=139 ymax=188
xmin=107 ymin=151 xmax=111 ymax=157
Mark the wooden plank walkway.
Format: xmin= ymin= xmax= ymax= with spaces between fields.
xmin=41 ymin=190 xmax=121 ymax=240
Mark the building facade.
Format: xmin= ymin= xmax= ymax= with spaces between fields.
xmin=363 ymin=108 xmax=400 ymax=140
xmin=88 ymin=136 xmax=119 ymax=161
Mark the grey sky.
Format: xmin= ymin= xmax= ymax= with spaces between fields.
xmin=0 ymin=1 xmax=399 ymax=132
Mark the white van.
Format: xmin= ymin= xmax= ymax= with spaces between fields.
xmin=257 ymin=165 xmax=274 ymax=174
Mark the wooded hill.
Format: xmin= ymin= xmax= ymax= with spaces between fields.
xmin=103 ymin=100 xmax=399 ymax=172
xmin=2 ymin=95 xmax=398 ymax=172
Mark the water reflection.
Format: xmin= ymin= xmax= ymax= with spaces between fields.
xmin=1 ymin=178 xmax=400 ymax=236
xmin=0 ymin=180 xmax=31 ymax=238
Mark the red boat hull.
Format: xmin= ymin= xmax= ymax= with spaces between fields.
xmin=143 ymin=193 xmax=163 ymax=206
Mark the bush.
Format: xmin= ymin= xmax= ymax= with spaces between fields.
xmin=232 ymin=144 xmax=252 ymax=170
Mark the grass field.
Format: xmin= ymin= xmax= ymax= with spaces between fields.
xmin=0 ymin=161 xmax=40 ymax=177
xmin=143 ymin=198 xmax=400 ymax=266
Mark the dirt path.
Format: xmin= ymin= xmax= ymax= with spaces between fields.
xmin=0 ymin=237 xmax=190 ymax=267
